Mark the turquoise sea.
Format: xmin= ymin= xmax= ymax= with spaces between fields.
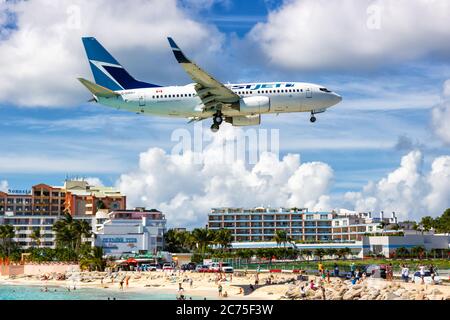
xmin=0 ymin=284 xmax=198 ymax=300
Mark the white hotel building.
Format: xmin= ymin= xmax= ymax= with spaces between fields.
xmin=208 ymin=207 xmax=449 ymax=258
xmin=208 ymin=207 xmax=398 ymax=243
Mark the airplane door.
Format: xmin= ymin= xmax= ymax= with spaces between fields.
xmin=139 ymin=96 xmax=145 ymax=107
xmin=306 ymin=88 xmax=312 ymax=98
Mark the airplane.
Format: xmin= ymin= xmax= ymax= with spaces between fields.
xmin=78 ymin=37 xmax=342 ymax=132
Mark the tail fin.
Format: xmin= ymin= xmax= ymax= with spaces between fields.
xmin=81 ymin=37 xmax=160 ymax=91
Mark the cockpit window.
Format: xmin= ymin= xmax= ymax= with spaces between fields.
xmin=319 ymin=88 xmax=332 ymax=93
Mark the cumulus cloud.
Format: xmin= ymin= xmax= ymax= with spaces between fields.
xmin=84 ymin=177 xmax=104 ymax=187
xmin=424 ymin=156 xmax=450 ymax=215
xmin=431 ymin=80 xmax=450 ymax=145
xmin=117 ymin=127 xmax=334 ymax=228
xmin=0 ymin=180 xmax=8 ymax=193
xmin=249 ymin=0 xmax=450 ymax=70
xmin=0 ymin=0 xmax=223 ymax=106
xmin=344 ymin=150 xmax=450 ymax=220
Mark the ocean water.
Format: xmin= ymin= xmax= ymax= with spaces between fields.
xmin=0 ymin=284 xmax=198 ymax=300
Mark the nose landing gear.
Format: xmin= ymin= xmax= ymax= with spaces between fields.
xmin=310 ymin=111 xmax=317 ymax=123
xmin=210 ymin=112 xmax=223 ymax=132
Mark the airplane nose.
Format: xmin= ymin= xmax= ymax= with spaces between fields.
xmin=333 ymin=93 xmax=342 ymax=104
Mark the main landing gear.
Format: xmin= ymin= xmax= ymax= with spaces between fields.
xmin=210 ymin=112 xmax=223 ymax=132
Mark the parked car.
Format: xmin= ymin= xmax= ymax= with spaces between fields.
xmin=195 ymin=265 xmax=210 ymax=273
xmin=221 ymin=263 xmax=234 ymax=273
xmin=413 ymin=271 xmax=442 ymax=284
xmin=162 ymin=263 xmax=174 ymax=271
xmin=145 ymin=263 xmax=161 ymax=271
xmin=365 ymin=264 xmax=386 ymax=278
xmin=181 ymin=262 xmax=197 ymax=271
xmin=209 ymin=262 xmax=234 ymax=273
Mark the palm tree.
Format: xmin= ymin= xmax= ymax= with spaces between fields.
xmin=325 ymin=248 xmax=337 ymax=259
xmin=53 ymin=213 xmax=76 ymax=250
xmin=314 ymin=248 xmax=325 ymax=261
xmin=52 ymin=213 xmax=92 ymax=256
xmin=214 ymin=229 xmax=233 ymax=250
xmin=73 ymin=219 xmax=92 ymax=251
xmin=0 ymin=225 xmax=16 ymax=257
xmin=337 ymin=247 xmax=352 ymax=260
xmin=79 ymin=246 xmax=106 ymax=271
xmin=30 ymin=228 xmax=42 ymax=248
xmin=303 ymin=249 xmax=313 ymax=261
xmin=419 ymin=216 xmax=435 ymax=234
xmin=273 ymin=230 xmax=288 ymax=248
xmin=191 ymin=228 xmax=214 ymax=255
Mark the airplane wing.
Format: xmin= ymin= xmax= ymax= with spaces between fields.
xmin=167 ymin=37 xmax=240 ymax=112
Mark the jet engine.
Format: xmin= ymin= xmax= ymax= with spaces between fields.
xmin=238 ymin=96 xmax=270 ymax=113
xmin=227 ymin=114 xmax=261 ymax=126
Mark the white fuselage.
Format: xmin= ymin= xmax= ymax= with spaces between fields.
xmin=96 ymin=82 xmax=342 ymax=118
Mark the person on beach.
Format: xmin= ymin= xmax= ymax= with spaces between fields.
xmin=350 ymin=263 xmax=356 ymax=277
xmin=419 ymin=264 xmax=426 ymax=284
xmin=218 ymin=284 xmax=223 ymax=297
xmin=320 ymin=285 xmax=326 ymax=300
xmin=299 ymin=286 xmax=306 ymax=298
xmin=334 ymin=264 xmax=339 ymax=277
xmin=125 ymin=275 xmax=130 ymax=288
xmin=318 ymin=262 xmax=324 ymax=275
xmin=401 ymin=264 xmax=409 ymax=283
xmin=238 ymin=287 xmax=244 ymax=295
xmin=321 ymin=270 xmax=326 ymax=282
xmin=385 ymin=264 xmax=392 ymax=281
xmin=355 ymin=268 xmax=361 ymax=281
xmin=223 ymin=291 xmax=228 ymax=298
xmin=189 ymin=278 xmax=193 ymax=288
xmin=309 ymin=279 xmax=317 ymax=291
xmin=429 ymin=264 xmax=436 ymax=283
xmin=119 ymin=279 xmax=124 ymax=290
xmin=326 ymin=270 xmax=331 ymax=283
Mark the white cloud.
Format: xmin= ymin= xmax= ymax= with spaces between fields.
xmin=431 ymin=80 xmax=450 ymax=145
xmin=344 ymin=150 xmax=450 ymax=220
xmin=432 ymin=101 xmax=450 ymax=145
xmin=249 ymin=0 xmax=450 ymax=70
xmin=0 ymin=180 xmax=8 ymax=192
xmin=117 ymin=127 xmax=334 ymax=228
xmin=424 ymin=156 xmax=450 ymax=215
xmin=84 ymin=177 xmax=104 ymax=187
xmin=0 ymin=0 xmax=223 ymax=106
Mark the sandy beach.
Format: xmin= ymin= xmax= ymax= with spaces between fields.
xmin=1 ymin=271 xmax=449 ymax=300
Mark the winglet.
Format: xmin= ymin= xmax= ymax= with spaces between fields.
xmin=167 ymin=37 xmax=191 ymax=63
xmin=77 ymin=78 xmax=120 ymax=98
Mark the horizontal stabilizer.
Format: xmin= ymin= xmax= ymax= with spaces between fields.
xmin=77 ymin=78 xmax=120 ymax=98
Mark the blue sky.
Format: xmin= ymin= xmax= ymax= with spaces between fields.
xmin=1 ymin=0 xmax=450 ymax=226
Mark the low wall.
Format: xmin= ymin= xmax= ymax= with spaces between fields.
xmin=0 ymin=264 xmax=24 ymax=276
xmin=23 ymin=264 xmax=80 ymax=275
xmin=0 ymin=264 xmax=80 ymax=276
